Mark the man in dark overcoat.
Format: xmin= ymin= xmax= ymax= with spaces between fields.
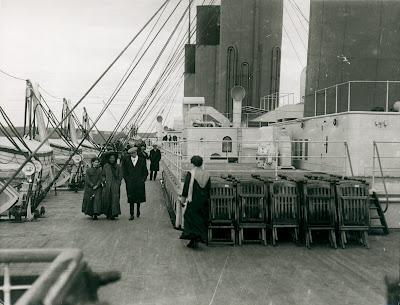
xmin=122 ymin=146 xmax=148 ymax=220
xmin=149 ymin=143 xmax=161 ymax=181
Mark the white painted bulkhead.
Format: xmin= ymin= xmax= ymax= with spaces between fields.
xmin=272 ymin=111 xmax=400 ymax=177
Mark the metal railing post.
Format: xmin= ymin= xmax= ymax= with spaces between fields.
xmin=372 ymin=142 xmax=376 ymax=189
xmin=3 ymin=265 xmax=11 ymax=305
xmin=314 ymin=91 xmax=317 ymax=116
xmin=347 ymin=82 xmax=351 ymax=112
xmin=335 ymin=85 xmax=338 ymax=113
xmin=275 ymin=140 xmax=279 ymax=180
xmin=374 ymin=143 xmax=389 ymax=212
xmin=386 ymin=80 xmax=389 ymax=112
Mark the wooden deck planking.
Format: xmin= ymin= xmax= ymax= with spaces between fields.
xmin=0 ymin=179 xmax=398 ymax=305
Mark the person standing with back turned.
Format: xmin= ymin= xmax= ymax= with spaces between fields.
xmin=180 ymin=155 xmax=211 ymax=249
xmin=122 ymin=147 xmax=148 ymax=220
xmin=149 ymin=143 xmax=161 ymax=180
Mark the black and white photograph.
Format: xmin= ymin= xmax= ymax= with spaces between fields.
xmin=1 ymin=0 xmax=400 ymax=304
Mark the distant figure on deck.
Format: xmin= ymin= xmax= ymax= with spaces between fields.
xmin=162 ymin=135 xmax=168 ymax=141
xmin=180 ymin=155 xmax=211 ymax=249
xmin=82 ymin=157 xmax=103 ymax=220
xmin=172 ymin=135 xmax=177 ymax=142
xmin=122 ymin=147 xmax=148 ymax=220
xmin=101 ymin=152 xmax=122 ymax=220
xmin=149 ymin=143 xmax=161 ymax=181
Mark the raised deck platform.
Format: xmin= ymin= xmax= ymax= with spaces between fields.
xmin=0 ymin=177 xmax=397 ymax=304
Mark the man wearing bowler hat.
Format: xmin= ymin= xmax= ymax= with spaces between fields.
xmin=149 ymin=143 xmax=161 ymax=181
xmin=122 ymin=146 xmax=148 ymax=220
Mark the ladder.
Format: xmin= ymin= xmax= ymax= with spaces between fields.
xmin=369 ymin=192 xmax=389 ymax=235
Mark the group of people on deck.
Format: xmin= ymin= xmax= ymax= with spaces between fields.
xmin=82 ymin=141 xmax=211 ymax=249
xmin=81 ymin=143 xmax=161 ymax=220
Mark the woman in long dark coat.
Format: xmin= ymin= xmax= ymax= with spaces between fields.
xmin=180 ymin=155 xmax=211 ymax=248
xmin=82 ymin=157 xmax=102 ymax=220
xmin=102 ymin=152 xmax=122 ymax=220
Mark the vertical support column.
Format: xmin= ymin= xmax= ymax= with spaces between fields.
xmin=372 ymin=142 xmax=376 ymax=189
xmin=335 ymin=85 xmax=338 ymax=113
xmin=386 ymin=80 xmax=389 ymax=112
xmin=347 ymin=82 xmax=351 ymax=112
xmin=324 ymin=89 xmax=327 ymax=115
xmin=4 ymin=265 xmax=11 ymax=305
xmin=275 ymin=140 xmax=279 ymax=180
xmin=314 ymin=91 xmax=317 ymax=116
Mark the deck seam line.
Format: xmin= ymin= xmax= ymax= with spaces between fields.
xmin=208 ymin=253 xmax=230 ymax=305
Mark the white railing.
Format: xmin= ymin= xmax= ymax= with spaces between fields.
xmin=161 ymin=140 xmax=353 ymax=182
xmin=312 ymin=80 xmax=400 ymax=116
xmin=260 ymin=93 xmax=295 ymax=111
xmin=186 ymin=112 xmax=267 ymax=127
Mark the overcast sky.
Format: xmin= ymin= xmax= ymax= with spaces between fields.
xmin=0 ymin=0 xmax=309 ymax=132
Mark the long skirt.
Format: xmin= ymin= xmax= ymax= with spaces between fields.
xmin=180 ymin=198 xmax=208 ymax=243
xmin=82 ymin=187 xmax=102 ymax=216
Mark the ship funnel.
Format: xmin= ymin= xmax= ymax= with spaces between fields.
xmin=231 ymin=86 xmax=246 ymax=127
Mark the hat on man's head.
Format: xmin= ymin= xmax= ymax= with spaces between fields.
xmin=128 ymin=147 xmax=138 ymax=154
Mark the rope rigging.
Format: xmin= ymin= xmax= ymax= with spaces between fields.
xmin=125 ymin=0 xmax=219 ymax=135
xmin=100 ymin=0 xmax=189 ymax=152
xmin=96 ymin=0 xmax=185 ymax=148
xmin=0 ymin=107 xmax=33 ymax=154
xmin=283 ymin=24 xmax=304 ymax=69
xmin=287 ymin=0 xmax=309 ymax=34
xmin=0 ymin=0 xmax=173 ymax=195
xmin=0 ymin=68 xmax=26 ymax=81
xmin=288 ymin=0 xmax=309 ymax=24
xmin=284 ymin=4 xmax=307 ymax=51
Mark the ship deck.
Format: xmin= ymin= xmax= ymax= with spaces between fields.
xmin=0 ymin=176 xmax=398 ymax=305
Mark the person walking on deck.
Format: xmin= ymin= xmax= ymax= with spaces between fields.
xmin=138 ymin=144 xmax=149 ymax=160
xmin=82 ymin=157 xmax=103 ymax=220
xmin=180 ymin=155 xmax=211 ymax=249
xmin=149 ymin=143 xmax=161 ymax=180
xmin=102 ymin=152 xmax=122 ymax=220
xmin=122 ymin=147 xmax=148 ymax=220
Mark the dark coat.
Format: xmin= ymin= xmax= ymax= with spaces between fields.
xmin=138 ymin=149 xmax=148 ymax=160
xmin=101 ymin=163 xmax=122 ymax=217
xmin=122 ymin=156 xmax=148 ymax=203
xmin=149 ymin=149 xmax=161 ymax=171
xmin=82 ymin=167 xmax=103 ymax=216
xmin=180 ymin=172 xmax=211 ymax=243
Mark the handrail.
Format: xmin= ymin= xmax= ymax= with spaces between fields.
xmin=310 ymin=80 xmax=400 ymax=115
xmin=0 ymin=248 xmax=120 ymax=305
xmin=373 ymin=142 xmax=389 ymax=213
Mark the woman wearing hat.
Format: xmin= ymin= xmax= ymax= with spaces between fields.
xmin=82 ymin=157 xmax=102 ymax=220
xmin=101 ymin=152 xmax=122 ymax=220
